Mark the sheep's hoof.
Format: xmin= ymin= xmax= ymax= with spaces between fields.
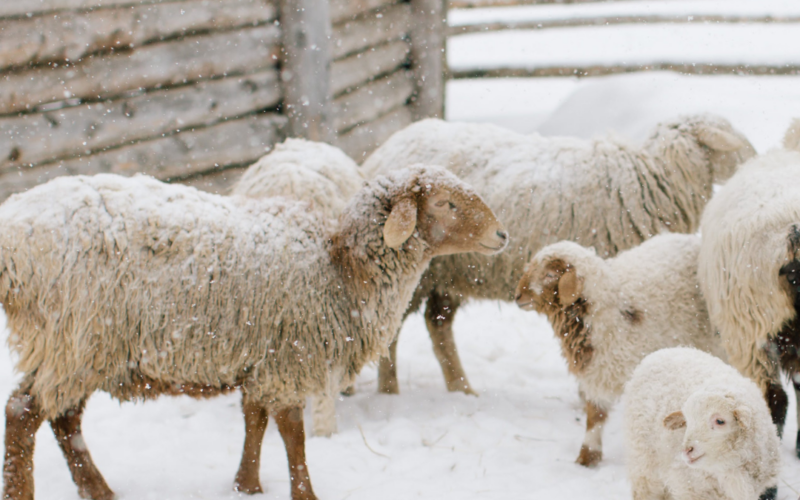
xmin=340 ymin=385 xmax=356 ymax=397
xmin=234 ymin=477 xmax=264 ymax=495
xmin=576 ymin=445 xmax=602 ymax=467
xmin=445 ymin=380 xmax=478 ymax=396
xmin=78 ymin=485 xmax=115 ymax=500
xmin=313 ymin=423 xmax=337 ymax=438
xmin=758 ymin=486 xmax=777 ymax=500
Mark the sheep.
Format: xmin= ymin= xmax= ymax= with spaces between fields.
xmin=624 ymin=347 xmax=780 ymax=500
xmin=0 ymin=168 xmax=507 ymax=500
xmin=362 ymin=114 xmax=755 ymax=397
xmin=231 ymin=138 xmax=364 ymax=437
xmin=698 ymin=121 xmax=800 ymax=457
xmin=514 ymin=233 xmax=726 ymax=467
xmin=230 ymin=138 xmax=364 ymax=222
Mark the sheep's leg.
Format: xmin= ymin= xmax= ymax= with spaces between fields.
xmin=234 ymin=399 xmax=269 ymax=494
xmin=274 ymin=406 xmax=317 ymax=500
xmin=576 ymin=399 xmax=607 ymax=467
xmin=3 ymin=382 xmax=44 ymax=500
xmin=311 ymin=372 xmax=338 ymax=437
xmin=377 ymin=339 xmax=400 ymax=394
xmin=425 ymin=291 xmax=475 ymax=395
xmin=50 ymin=402 xmax=114 ymax=500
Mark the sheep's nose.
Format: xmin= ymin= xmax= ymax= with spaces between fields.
xmin=515 ymin=292 xmax=522 ymax=301
xmin=685 ymin=446 xmax=694 ymax=454
xmin=497 ymin=230 xmax=508 ymax=241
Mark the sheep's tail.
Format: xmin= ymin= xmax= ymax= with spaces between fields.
xmin=783 ymin=118 xmax=800 ymax=152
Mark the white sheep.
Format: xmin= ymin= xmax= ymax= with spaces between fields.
xmin=231 ymin=138 xmax=365 ymax=437
xmin=624 ymin=347 xmax=780 ymax=500
xmin=230 ymin=138 xmax=364 ymax=222
xmin=0 ymin=168 xmax=507 ymax=500
xmin=363 ymin=114 xmax=755 ymax=397
xmin=515 ymin=233 xmax=726 ymax=466
xmin=698 ymin=121 xmax=800 ymax=455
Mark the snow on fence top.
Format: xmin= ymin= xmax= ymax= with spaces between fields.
xmin=0 ymin=0 xmax=441 ymax=201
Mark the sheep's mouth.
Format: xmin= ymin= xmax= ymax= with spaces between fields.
xmin=479 ymin=243 xmax=505 ymax=253
xmin=685 ymin=454 xmax=704 ymax=465
xmin=516 ymin=298 xmax=535 ymax=310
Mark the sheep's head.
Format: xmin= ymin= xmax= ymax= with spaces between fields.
xmin=515 ymin=242 xmax=597 ymax=314
xmin=383 ymin=165 xmax=508 ymax=257
xmin=663 ymin=391 xmax=751 ymax=473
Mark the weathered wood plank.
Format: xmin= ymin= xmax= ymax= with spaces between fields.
xmin=280 ymin=0 xmax=334 ymax=141
xmin=0 ymin=70 xmax=281 ymax=171
xmin=449 ymin=0 xmax=604 ymax=8
xmin=449 ymin=63 xmax=800 ymax=79
xmin=336 ymin=105 xmax=412 ymax=161
xmin=330 ymin=0 xmax=396 ymax=25
xmin=0 ymin=25 xmax=280 ymax=115
xmin=1 ymin=0 xmax=196 ymax=19
xmin=0 ymin=0 xmax=276 ymax=71
xmin=331 ymin=3 xmax=411 ymax=60
xmin=331 ymin=39 xmax=410 ymax=96
xmin=180 ymin=166 xmax=245 ymax=195
xmin=333 ymin=69 xmax=414 ymax=133
xmin=0 ymin=113 xmax=287 ymax=201
xmin=409 ymin=0 xmax=446 ymax=119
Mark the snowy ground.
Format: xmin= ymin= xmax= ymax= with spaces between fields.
xmin=2 ymin=302 xmax=799 ymax=500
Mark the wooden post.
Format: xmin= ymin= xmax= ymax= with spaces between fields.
xmin=409 ymin=0 xmax=447 ymax=120
xmin=279 ymin=0 xmax=335 ymax=142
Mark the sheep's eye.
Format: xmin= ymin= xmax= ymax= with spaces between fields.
xmin=715 ymin=419 xmax=725 ymax=426
xmin=434 ymin=200 xmax=448 ymax=208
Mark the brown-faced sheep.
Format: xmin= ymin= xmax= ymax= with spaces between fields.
xmin=363 ymin=114 xmax=755 ymax=396
xmin=698 ymin=121 xmax=800 ymax=456
xmin=0 ymin=168 xmax=507 ymax=500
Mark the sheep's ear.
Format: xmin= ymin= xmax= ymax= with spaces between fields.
xmin=732 ymin=407 xmax=752 ymax=432
xmin=663 ymin=411 xmax=686 ymax=430
xmin=696 ymin=126 xmax=745 ymax=152
xmin=557 ymin=266 xmax=582 ymax=306
xmin=384 ymin=198 xmax=417 ymax=249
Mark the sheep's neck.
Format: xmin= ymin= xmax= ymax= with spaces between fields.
xmin=547 ymin=299 xmax=593 ymax=375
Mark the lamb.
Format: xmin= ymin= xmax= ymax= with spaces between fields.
xmin=698 ymin=121 xmax=800 ymax=455
xmin=230 ymin=138 xmax=364 ymax=437
xmin=624 ymin=347 xmax=780 ymax=500
xmin=230 ymin=138 xmax=364 ymax=222
xmin=1 ymin=168 xmax=507 ymax=500
xmin=515 ymin=233 xmax=726 ymax=467
xmin=362 ymin=114 xmax=755 ymax=396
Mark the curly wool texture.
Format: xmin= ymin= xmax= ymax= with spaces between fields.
xmin=0 ymin=170 xmax=460 ymax=419
xmin=624 ymin=347 xmax=780 ymax=500
xmin=363 ymin=115 xmax=755 ymax=305
xmin=230 ymin=138 xmax=364 ymax=221
xmin=698 ymin=147 xmax=800 ymax=391
xmin=527 ymin=234 xmax=725 ymax=410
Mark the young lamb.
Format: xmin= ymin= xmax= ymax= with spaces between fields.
xmin=231 ymin=138 xmax=364 ymax=437
xmin=698 ymin=121 xmax=800 ymax=455
xmin=624 ymin=347 xmax=780 ymax=500
xmin=362 ymin=114 xmax=755 ymax=396
xmin=1 ymin=168 xmax=507 ymax=500
xmin=515 ymin=233 xmax=726 ymax=467
xmin=230 ymin=138 xmax=364 ymax=222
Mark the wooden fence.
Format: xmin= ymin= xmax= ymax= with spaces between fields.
xmin=0 ymin=0 xmax=444 ymax=200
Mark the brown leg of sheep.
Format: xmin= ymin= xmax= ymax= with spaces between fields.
xmin=234 ymin=399 xmax=269 ymax=494
xmin=3 ymin=383 xmax=44 ymax=500
xmin=274 ymin=406 xmax=317 ymax=500
xmin=50 ymin=402 xmax=114 ymax=500
xmin=426 ymin=291 xmax=475 ymax=395
xmin=576 ymin=399 xmax=607 ymax=467
xmin=377 ymin=339 xmax=400 ymax=394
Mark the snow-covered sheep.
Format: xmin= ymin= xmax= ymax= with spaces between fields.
xmin=624 ymin=347 xmax=780 ymax=500
xmin=515 ymin=233 xmax=726 ymax=467
xmin=363 ymin=114 xmax=755 ymax=396
xmin=230 ymin=138 xmax=364 ymax=222
xmin=698 ymin=122 xmax=800 ymax=455
xmin=1 ymin=169 xmax=507 ymax=500
xmin=231 ymin=138 xmax=364 ymax=437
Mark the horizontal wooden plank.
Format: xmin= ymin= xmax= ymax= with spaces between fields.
xmin=330 ymin=0 xmax=397 ymax=25
xmin=0 ymin=0 xmax=276 ymax=71
xmin=449 ymin=0 xmax=601 ymax=8
xmin=0 ymin=25 xmax=280 ymax=115
xmin=0 ymin=70 xmax=281 ymax=171
xmin=179 ymin=166 xmax=245 ymax=195
xmin=331 ymin=39 xmax=410 ymax=96
xmin=0 ymin=113 xmax=287 ymax=201
xmin=449 ymin=63 xmax=800 ymax=79
xmin=333 ymin=69 xmax=414 ymax=132
xmin=337 ymin=104 xmax=412 ymax=161
xmin=449 ymin=13 xmax=800 ymax=35
xmin=331 ymin=3 xmax=411 ymax=60
xmin=0 ymin=0 xmax=211 ymax=19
